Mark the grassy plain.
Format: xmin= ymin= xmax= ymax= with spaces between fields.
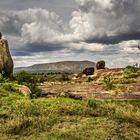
xmin=0 ymin=88 xmax=140 ymax=140
xmin=0 ymin=67 xmax=140 ymax=139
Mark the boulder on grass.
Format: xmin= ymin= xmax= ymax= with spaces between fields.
xmin=15 ymin=85 xmax=32 ymax=97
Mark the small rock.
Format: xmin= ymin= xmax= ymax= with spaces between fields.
xmin=15 ymin=85 xmax=32 ymax=97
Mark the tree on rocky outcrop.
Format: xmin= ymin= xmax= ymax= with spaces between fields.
xmin=82 ymin=67 xmax=95 ymax=75
xmin=0 ymin=32 xmax=13 ymax=79
xmin=96 ymin=60 xmax=105 ymax=70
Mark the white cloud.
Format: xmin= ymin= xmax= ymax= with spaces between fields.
xmin=70 ymin=0 xmax=140 ymax=40
xmin=19 ymin=8 xmax=65 ymax=43
xmin=1 ymin=0 xmax=140 ymax=44
xmin=0 ymin=0 xmax=140 ymax=68
xmin=67 ymin=42 xmax=105 ymax=51
xmin=0 ymin=8 xmax=67 ymax=43
xmin=119 ymin=40 xmax=140 ymax=52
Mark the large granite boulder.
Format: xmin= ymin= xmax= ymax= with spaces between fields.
xmin=96 ymin=60 xmax=105 ymax=70
xmin=0 ymin=32 xmax=13 ymax=79
xmin=82 ymin=67 xmax=95 ymax=75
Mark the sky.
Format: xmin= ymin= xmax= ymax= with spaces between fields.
xmin=0 ymin=0 xmax=140 ymax=68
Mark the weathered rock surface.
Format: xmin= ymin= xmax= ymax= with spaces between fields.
xmin=39 ymin=82 xmax=140 ymax=99
xmin=94 ymin=68 xmax=123 ymax=78
xmin=83 ymin=67 xmax=95 ymax=75
xmin=0 ymin=33 xmax=13 ymax=79
xmin=96 ymin=60 xmax=105 ymax=69
xmin=15 ymin=85 xmax=32 ymax=97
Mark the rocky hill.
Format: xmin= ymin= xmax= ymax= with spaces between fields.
xmin=14 ymin=60 xmax=95 ymax=73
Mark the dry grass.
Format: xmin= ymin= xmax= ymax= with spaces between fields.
xmin=0 ymin=88 xmax=140 ymax=140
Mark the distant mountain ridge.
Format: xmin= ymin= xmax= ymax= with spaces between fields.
xmin=14 ymin=60 xmax=96 ymax=73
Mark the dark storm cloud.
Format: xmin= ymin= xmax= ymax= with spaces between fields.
xmin=25 ymin=42 xmax=65 ymax=52
xmin=86 ymin=32 xmax=140 ymax=44
xmin=12 ymin=42 xmax=65 ymax=56
xmin=11 ymin=50 xmax=32 ymax=56
xmin=0 ymin=0 xmax=140 ymax=67
xmin=72 ymin=0 xmax=140 ymax=44
xmin=1 ymin=0 xmax=140 ymax=45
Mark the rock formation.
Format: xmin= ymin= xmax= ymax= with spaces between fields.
xmin=82 ymin=67 xmax=95 ymax=75
xmin=0 ymin=32 xmax=13 ymax=79
xmin=96 ymin=60 xmax=105 ymax=70
xmin=15 ymin=85 xmax=32 ymax=97
xmin=94 ymin=68 xmax=123 ymax=79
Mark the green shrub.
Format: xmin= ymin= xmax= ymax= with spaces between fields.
xmin=123 ymin=66 xmax=139 ymax=78
xmin=61 ymin=73 xmax=69 ymax=81
xmin=15 ymin=71 xmax=41 ymax=97
xmin=103 ymin=76 xmax=114 ymax=90
xmin=2 ymin=83 xmax=15 ymax=92
xmin=87 ymin=77 xmax=93 ymax=82
xmin=87 ymin=99 xmax=98 ymax=109
xmin=26 ymin=83 xmax=41 ymax=98
xmin=15 ymin=71 xmax=38 ymax=84
xmin=0 ymin=74 xmax=6 ymax=83
xmin=38 ymin=76 xmax=46 ymax=83
xmin=119 ymin=78 xmax=137 ymax=84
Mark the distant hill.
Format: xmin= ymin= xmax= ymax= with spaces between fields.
xmin=14 ymin=60 xmax=96 ymax=73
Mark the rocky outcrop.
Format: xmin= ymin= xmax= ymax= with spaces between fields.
xmin=94 ymin=68 xmax=123 ymax=78
xmin=96 ymin=60 xmax=105 ymax=70
xmin=0 ymin=33 xmax=13 ymax=79
xmin=15 ymin=85 xmax=32 ymax=97
xmin=39 ymin=82 xmax=140 ymax=99
xmin=82 ymin=67 xmax=95 ymax=75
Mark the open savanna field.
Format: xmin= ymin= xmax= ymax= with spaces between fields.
xmin=1 ymin=0 xmax=140 ymax=139
xmin=0 ymin=66 xmax=140 ymax=140
xmin=0 ymin=89 xmax=140 ymax=140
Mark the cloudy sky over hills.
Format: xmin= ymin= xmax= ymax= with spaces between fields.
xmin=0 ymin=0 xmax=140 ymax=67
